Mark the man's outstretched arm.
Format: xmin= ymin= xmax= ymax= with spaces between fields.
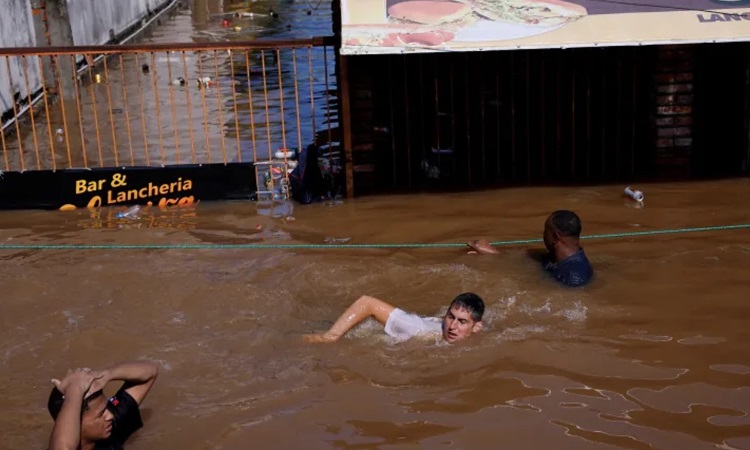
xmin=467 ymin=239 xmax=500 ymax=254
xmin=304 ymin=295 xmax=396 ymax=343
xmin=88 ymin=361 xmax=159 ymax=406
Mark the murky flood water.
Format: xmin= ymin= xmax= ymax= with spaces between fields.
xmin=2 ymin=178 xmax=750 ymax=449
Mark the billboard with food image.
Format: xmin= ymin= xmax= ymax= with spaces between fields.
xmin=340 ymin=0 xmax=750 ymax=54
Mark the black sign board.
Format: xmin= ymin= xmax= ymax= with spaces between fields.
xmin=0 ymin=163 xmax=256 ymax=210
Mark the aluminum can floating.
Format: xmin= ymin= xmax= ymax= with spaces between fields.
xmin=624 ymin=186 xmax=644 ymax=202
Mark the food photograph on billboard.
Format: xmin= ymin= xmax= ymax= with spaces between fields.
xmin=340 ymin=0 xmax=750 ymax=54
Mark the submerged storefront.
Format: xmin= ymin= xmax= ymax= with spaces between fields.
xmin=335 ymin=0 xmax=750 ymax=195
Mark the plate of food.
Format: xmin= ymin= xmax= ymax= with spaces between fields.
xmin=452 ymin=0 xmax=587 ymax=42
xmin=453 ymin=19 xmax=563 ymax=43
xmin=342 ymin=0 xmax=587 ymax=51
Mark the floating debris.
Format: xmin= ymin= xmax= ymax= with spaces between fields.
xmin=421 ymin=160 xmax=440 ymax=179
xmin=196 ymin=77 xmax=214 ymax=88
xmin=324 ymin=237 xmax=351 ymax=244
xmin=117 ymin=205 xmax=141 ymax=219
xmin=624 ymin=186 xmax=644 ymax=202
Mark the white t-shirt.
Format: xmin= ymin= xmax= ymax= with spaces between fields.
xmin=384 ymin=308 xmax=443 ymax=341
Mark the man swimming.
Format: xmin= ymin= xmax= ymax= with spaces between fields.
xmin=304 ymin=292 xmax=485 ymax=343
xmin=468 ymin=210 xmax=594 ymax=287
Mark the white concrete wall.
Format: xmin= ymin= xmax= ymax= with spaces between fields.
xmin=2 ymin=0 xmax=172 ymax=125
xmin=67 ymin=0 xmax=169 ymax=46
xmin=0 ymin=0 xmax=41 ymax=120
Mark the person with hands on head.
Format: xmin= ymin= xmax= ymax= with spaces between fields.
xmin=47 ymin=360 xmax=159 ymax=450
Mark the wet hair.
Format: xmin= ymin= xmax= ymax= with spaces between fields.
xmin=548 ymin=210 xmax=582 ymax=237
xmin=47 ymin=388 xmax=104 ymax=420
xmin=449 ymin=292 xmax=485 ymax=322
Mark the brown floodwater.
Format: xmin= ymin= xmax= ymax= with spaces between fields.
xmin=1 ymin=178 xmax=750 ymax=449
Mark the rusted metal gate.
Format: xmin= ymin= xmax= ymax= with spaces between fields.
xmin=0 ymin=37 xmax=339 ymax=202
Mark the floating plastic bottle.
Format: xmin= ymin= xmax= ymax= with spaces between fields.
xmin=624 ymin=186 xmax=644 ymax=202
xmin=117 ymin=205 xmax=141 ymax=219
xmin=196 ymin=77 xmax=213 ymax=88
xmin=274 ymin=148 xmax=296 ymax=159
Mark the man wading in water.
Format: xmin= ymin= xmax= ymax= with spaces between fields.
xmin=304 ymin=292 xmax=484 ymax=343
xmin=46 ymin=360 xmax=158 ymax=450
xmin=468 ymin=209 xmax=594 ymax=287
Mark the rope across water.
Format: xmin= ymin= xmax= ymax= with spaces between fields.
xmin=0 ymin=224 xmax=747 ymax=250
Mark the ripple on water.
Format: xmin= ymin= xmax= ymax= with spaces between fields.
xmin=678 ymin=335 xmax=727 ymax=345
xmin=620 ymin=331 xmax=673 ymax=342
xmin=709 ymin=364 xmax=750 ymax=375
xmin=496 ymin=325 xmax=550 ymax=342
xmin=554 ymin=300 xmax=588 ymax=322
xmin=628 ymin=383 xmax=750 ymax=421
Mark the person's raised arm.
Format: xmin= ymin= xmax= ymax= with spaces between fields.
xmin=304 ymin=295 xmax=396 ymax=343
xmin=49 ymin=369 xmax=101 ymax=450
xmin=87 ymin=361 xmax=158 ymax=406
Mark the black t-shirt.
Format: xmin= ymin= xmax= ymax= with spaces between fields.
xmin=93 ymin=388 xmax=144 ymax=450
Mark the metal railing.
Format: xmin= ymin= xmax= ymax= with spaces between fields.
xmin=0 ymin=38 xmax=339 ymax=198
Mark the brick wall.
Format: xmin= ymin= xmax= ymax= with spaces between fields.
xmin=344 ymin=57 xmax=377 ymax=194
xmin=654 ymin=45 xmax=695 ymax=178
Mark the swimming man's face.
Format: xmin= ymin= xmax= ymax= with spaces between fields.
xmin=442 ymin=306 xmax=482 ymax=343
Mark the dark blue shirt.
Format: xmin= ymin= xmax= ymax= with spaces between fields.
xmin=542 ymin=249 xmax=593 ymax=287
